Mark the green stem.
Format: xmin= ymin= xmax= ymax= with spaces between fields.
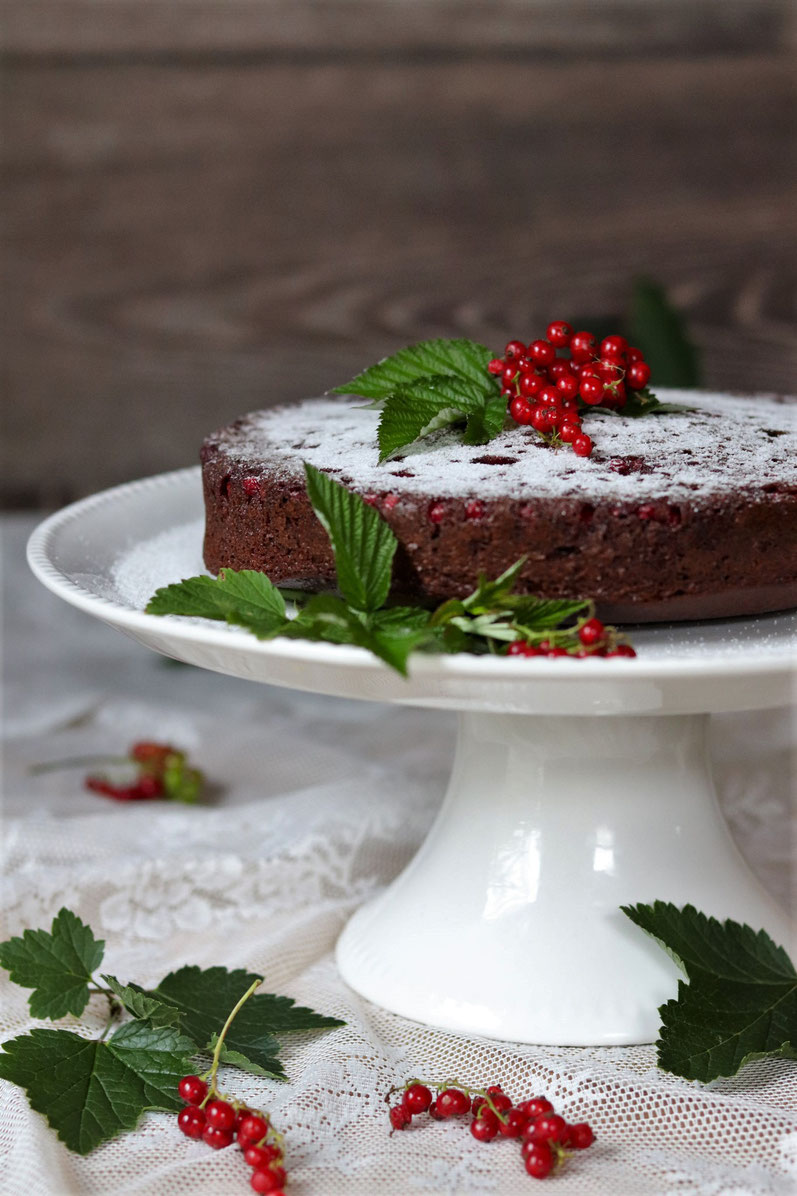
xmin=204 ymin=976 xmax=264 ymax=1098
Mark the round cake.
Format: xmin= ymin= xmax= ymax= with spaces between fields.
xmin=200 ymin=389 xmax=797 ymax=622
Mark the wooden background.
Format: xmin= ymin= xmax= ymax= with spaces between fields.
xmin=3 ymin=0 xmax=796 ymax=507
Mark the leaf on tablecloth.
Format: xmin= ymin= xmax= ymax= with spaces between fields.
xmin=622 ymin=901 xmax=797 ymax=1081
xmin=0 ymin=1022 xmax=195 ymax=1154
xmin=0 ymin=908 xmax=104 ymax=1019
xmin=101 ymin=975 xmax=181 ymax=1027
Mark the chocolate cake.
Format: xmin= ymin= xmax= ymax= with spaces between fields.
xmin=200 ymin=390 xmax=797 ymax=622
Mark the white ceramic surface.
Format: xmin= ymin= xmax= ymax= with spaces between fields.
xmin=26 ymin=468 xmax=796 ymax=1044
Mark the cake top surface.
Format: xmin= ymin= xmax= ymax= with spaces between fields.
xmin=206 ymin=390 xmax=796 ymax=503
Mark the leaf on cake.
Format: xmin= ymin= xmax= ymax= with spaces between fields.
xmin=622 ymin=901 xmax=797 ymax=1082
xmin=376 ymin=374 xmax=503 ymax=460
xmin=0 ymin=908 xmax=105 ymax=1020
xmin=146 ymin=570 xmax=287 ymax=637
xmin=331 ymin=338 xmax=494 ymax=400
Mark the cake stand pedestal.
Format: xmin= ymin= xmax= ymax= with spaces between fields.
xmin=27 ymin=468 xmax=795 ymax=1046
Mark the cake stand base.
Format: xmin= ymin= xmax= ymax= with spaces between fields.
xmin=336 ymin=711 xmax=790 ymax=1044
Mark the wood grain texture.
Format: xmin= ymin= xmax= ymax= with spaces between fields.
xmin=3 ymin=29 xmax=796 ymax=505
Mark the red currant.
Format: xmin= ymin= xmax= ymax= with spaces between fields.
xmin=436 ymin=1088 xmax=471 ymax=1117
xmin=579 ymin=376 xmax=605 ymax=405
xmin=531 ymin=406 xmax=550 ymax=433
xmin=627 ymin=360 xmax=651 ymax=389
xmin=600 ymin=334 xmax=627 ymax=358
xmin=509 ymin=395 xmax=535 ymax=425
xmin=547 ymin=359 xmax=572 ymax=382
xmin=578 ymin=617 xmax=605 ymax=646
xmin=546 ymin=320 xmax=574 ymax=347
xmin=569 ymin=330 xmax=598 ymax=362
xmin=556 ymin=374 xmax=579 ymax=401
xmin=177 ymin=1106 xmax=206 ymax=1139
xmin=238 ymin=1114 xmax=270 ymax=1146
xmin=608 ymin=644 xmax=637 ymax=657
xmin=572 ymin=433 xmax=594 ymax=457
xmin=202 ymin=1123 xmax=234 ymax=1149
xmin=524 ymin=1142 xmax=554 ymax=1179
xmin=565 ymin=1122 xmax=595 ymax=1149
xmin=403 ymin=1083 xmax=433 ymax=1114
xmin=501 ymin=364 xmax=518 ymax=387
xmin=133 ymin=774 xmax=163 ymax=799
xmin=428 ymin=501 xmax=446 ymax=523
xmin=626 ymin=345 xmax=645 ymax=362
xmin=560 ymin=421 xmax=581 ymax=444
xmin=389 ymin=1104 xmax=412 ymax=1130
xmin=519 ymin=372 xmax=544 ymax=398
xmin=488 ymin=357 xmax=505 ymax=376
xmin=245 ymin=1144 xmax=282 ymax=1168
xmin=470 ymin=1109 xmax=499 ymax=1141
xmin=486 ymin=1089 xmax=513 ymax=1115
xmin=205 ymin=1099 xmax=236 ymax=1131
xmin=497 ymin=1107 xmax=528 ymax=1138
xmin=505 ymin=339 xmax=526 ymax=360
xmin=428 ymin=1101 xmax=445 ymax=1120
xmin=518 ymin=1097 xmax=554 ymax=1119
xmin=528 ymin=1112 xmax=568 ymax=1144
xmin=465 ymin=499 xmax=485 ymax=520
xmin=178 ymin=1075 xmax=207 ymax=1106
xmin=597 ymin=358 xmax=624 ymax=381
xmin=528 ymin=339 xmax=556 ymax=367
xmin=250 ymin=1169 xmax=284 ymax=1194
xmin=242 ymin=477 xmax=260 ymax=496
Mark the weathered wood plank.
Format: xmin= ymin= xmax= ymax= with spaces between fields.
xmin=3 ymin=53 xmax=795 ymax=505
xmin=1 ymin=0 xmax=793 ymax=57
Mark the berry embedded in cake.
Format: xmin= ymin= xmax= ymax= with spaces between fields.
xmin=200 ymin=389 xmax=797 ymax=623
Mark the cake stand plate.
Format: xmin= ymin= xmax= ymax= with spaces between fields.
xmin=28 ymin=468 xmax=795 ymax=1045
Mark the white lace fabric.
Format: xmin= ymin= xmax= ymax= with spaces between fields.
xmin=2 ymin=515 xmax=796 ymax=1195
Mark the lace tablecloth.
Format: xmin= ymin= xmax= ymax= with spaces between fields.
xmin=2 ymin=513 xmax=796 ymax=1196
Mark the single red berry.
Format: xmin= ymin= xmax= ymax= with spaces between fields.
xmin=519 ymin=372 xmax=544 ymax=398
xmin=202 ymin=1124 xmax=234 ymax=1149
xmin=178 ymin=1075 xmax=207 ymax=1106
xmin=470 ymin=1109 xmax=499 ymax=1141
xmin=547 ymin=359 xmax=571 ymax=382
xmin=578 ymin=617 xmax=605 ymax=647
xmin=428 ymin=1101 xmax=445 ymax=1121
xmin=488 ymin=357 xmax=505 ymax=376
xmin=638 ymin=503 xmax=657 ymax=520
xmin=498 ymin=1107 xmax=528 ymax=1138
xmin=524 ymin=1142 xmax=554 ymax=1179
xmin=518 ymin=1098 xmax=554 ymax=1120
xmin=579 ymin=376 xmax=605 ymax=405
xmin=509 ymin=395 xmax=535 ymax=425
xmin=528 ymin=1113 xmax=569 ymax=1144
xmin=465 ymin=499 xmax=485 ymax=520
xmin=600 ymin=334 xmax=627 ymax=359
xmin=530 ymin=406 xmax=550 ymax=433
xmin=389 ymin=1104 xmax=412 ymax=1130
xmin=569 ymin=330 xmax=598 ymax=362
xmin=403 ymin=1083 xmax=433 ymax=1114
xmin=537 ymin=384 xmax=560 ymax=407
xmin=428 ymin=501 xmax=446 ymax=524
xmin=626 ymin=345 xmax=645 ymax=362
xmin=608 ymin=644 xmax=637 ymax=657
xmin=565 ymin=1122 xmax=596 ymax=1149
xmin=471 ymin=1096 xmax=486 ymax=1117
xmin=505 ymin=339 xmax=527 ymax=360
xmin=177 ymin=1106 xmax=206 ymax=1139
xmin=245 ymin=1144 xmax=282 ymax=1168
xmin=238 ymin=1114 xmax=270 ymax=1146
xmin=528 ymin=339 xmax=556 ymax=367
xmin=487 ymin=1090 xmax=513 ymax=1115
xmin=572 ymin=433 xmax=594 ymax=457
xmin=560 ymin=421 xmax=581 ymax=444
xmin=205 ymin=1099 xmax=236 ymax=1131
xmin=501 ymin=363 xmax=518 ymax=387
xmin=130 ymin=741 xmax=173 ymax=766
xmin=436 ymin=1088 xmax=471 ymax=1117
xmin=250 ymin=1169 xmax=284 ymax=1194
xmin=597 ymin=357 xmax=624 ymax=381
xmin=133 ymin=774 xmax=164 ymax=799
xmin=556 ymin=374 xmax=579 ymax=401
xmin=546 ymin=646 xmax=568 ymax=657
xmin=546 ymin=320 xmax=574 ymax=347
xmin=627 ymin=360 xmax=652 ymax=389
xmin=265 ymin=1166 xmax=287 ymax=1189
xmin=234 ymin=1107 xmax=252 ymax=1131
xmin=242 ymin=477 xmax=260 ymax=496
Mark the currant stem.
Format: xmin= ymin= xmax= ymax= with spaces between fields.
xmin=202 ymin=976 xmax=265 ymax=1099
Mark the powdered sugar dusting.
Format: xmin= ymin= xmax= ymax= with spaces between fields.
xmin=207 ymin=390 xmax=796 ymax=503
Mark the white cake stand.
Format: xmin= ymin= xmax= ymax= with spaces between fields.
xmin=27 ymin=468 xmax=795 ymax=1046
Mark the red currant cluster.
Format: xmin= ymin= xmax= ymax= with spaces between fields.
xmin=507 ymin=616 xmax=636 ymax=659
xmin=488 ymin=322 xmax=652 ymax=457
xmin=177 ymin=1074 xmax=287 ymax=1194
xmin=388 ymin=1080 xmax=594 ymax=1180
xmin=84 ymin=740 xmax=203 ymax=802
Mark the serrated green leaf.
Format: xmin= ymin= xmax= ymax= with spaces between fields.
xmin=285 ymin=594 xmax=431 ymax=675
xmin=332 ymin=338 xmax=494 ymax=400
xmin=304 ymin=463 xmax=397 ymax=612
xmin=509 ymin=596 xmax=591 ymax=629
xmin=618 ymin=387 xmax=693 ymax=419
xmin=207 ymin=1034 xmax=283 ymax=1079
xmin=148 ymin=965 xmax=342 ymax=1081
xmin=461 ymin=559 xmax=528 ymax=612
xmin=462 ymin=391 xmax=508 ymax=445
xmin=101 ymin=976 xmax=181 ymax=1027
xmin=626 ymin=277 xmax=702 ymax=387
xmin=622 ymin=902 xmax=797 ymax=1081
xmin=146 ymin=569 xmax=287 ymax=637
xmin=0 ymin=1022 xmax=195 ymax=1154
xmin=0 ymin=908 xmax=104 ymax=1019
xmin=376 ymin=374 xmax=499 ymax=461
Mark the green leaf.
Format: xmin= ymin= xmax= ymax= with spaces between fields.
xmin=332 ymin=338 xmax=494 ymax=400
xmin=622 ymin=902 xmax=797 ymax=1081
xmin=508 ymin=596 xmax=591 ymax=629
xmin=101 ymin=976 xmax=181 ymax=1027
xmin=0 ymin=1022 xmax=195 ymax=1154
xmin=0 ymin=908 xmax=105 ymax=1020
xmin=376 ymin=375 xmax=501 ymax=461
xmin=304 ymin=463 xmax=397 ymax=612
xmin=146 ymin=570 xmax=287 ymax=637
xmin=147 ymin=966 xmax=343 ymax=1081
xmin=460 ymin=559 xmax=528 ymax=613
xmin=626 ymin=277 xmax=702 ymax=387
xmin=618 ymin=386 xmax=694 ymax=419
xmin=286 ymin=594 xmax=430 ymax=675
xmin=207 ymin=1035 xmax=282 ymax=1080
